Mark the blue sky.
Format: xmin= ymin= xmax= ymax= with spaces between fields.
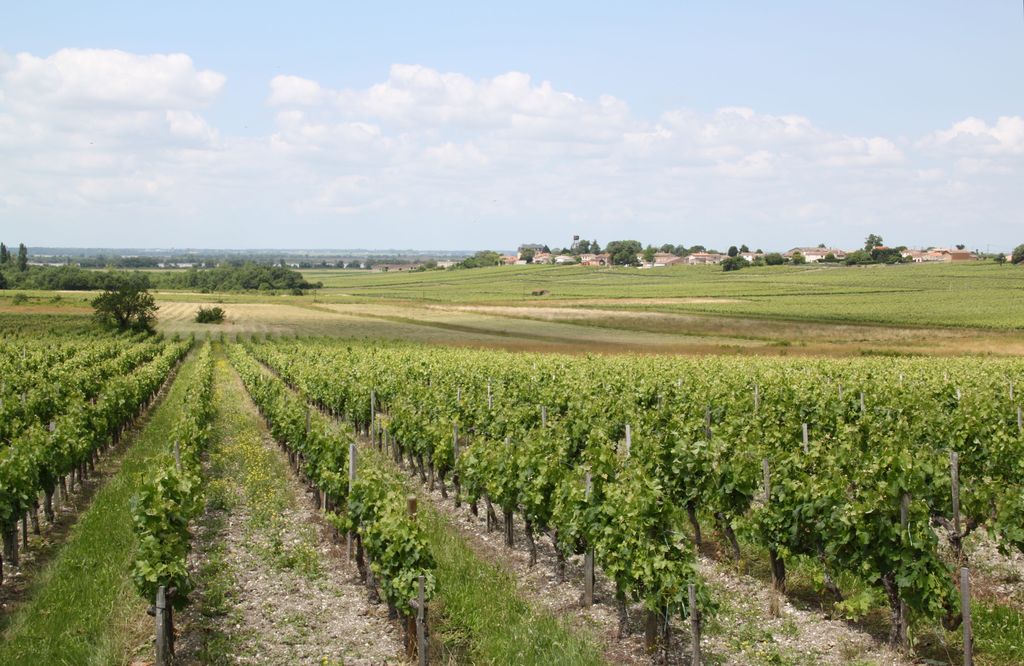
xmin=1 ymin=2 xmax=1022 ymax=250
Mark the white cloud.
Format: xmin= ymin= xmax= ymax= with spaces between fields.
xmin=166 ymin=110 xmax=218 ymax=144
xmin=1 ymin=53 xmax=1021 ymax=248
xmin=269 ymin=75 xmax=324 ymax=106
xmin=2 ymin=49 xmax=223 ymax=109
xmin=921 ymin=116 xmax=1024 ymax=155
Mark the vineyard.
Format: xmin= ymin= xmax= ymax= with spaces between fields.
xmin=0 ymin=324 xmax=1022 ymax=665
xmin=0 ymin=331 xmax=189 ymax=583
xmin=242 ymin=336 xmax=1024 ymax=661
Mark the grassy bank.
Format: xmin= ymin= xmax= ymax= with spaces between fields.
xmin=418 ymin=505 xmax=606 ymax=666
xmin=0 ymin=350 xmax=200 ymax=666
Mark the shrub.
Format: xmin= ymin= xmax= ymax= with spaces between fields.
xmin=721 ymin=256 xmax=749 ymax=272
xmin=195 ymin=306 xmax=226 ymax=324
xmin=1013 ymin=244 xmax=1024 ymax=265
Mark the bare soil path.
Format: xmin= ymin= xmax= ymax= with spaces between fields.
xmin=384 ymin=434 xmax=909 ymax=666
xmin=174 ymin=349 xmax=401 ymax=665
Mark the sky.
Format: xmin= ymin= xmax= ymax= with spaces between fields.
xmin=1 ymin=1 xmax=1022 ymax=251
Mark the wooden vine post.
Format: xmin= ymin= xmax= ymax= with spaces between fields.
xmin=801 ymin=423 xmax=809 ymax=454
xmin=583 ymin=470 xmax=595 ymax=607
xmin=405 ymin=496 xmax=420 ymax=660
xmin=951 ymin=451 xmax=962 ymax=564
xmin=753 ymin=383 xmax=760 ymax=413
xmin=896 ymin=492 xmax=910 ymax=647
xmin=452 ymin=420 xmax=461 ymax=507
xmin=961 ymin=567 xmax=973 ymax=666
xmin=347 ymin=442 xmax=357 ymax=561
xmin=763 ymin=458 xmax=785 ymax=615
xmin=413 ymin=574 xmax=428 ymax=666
xmin=689 ymin=582 xmax=702 ymax=666
xmin=370 ymin=390 xmax=377 ymax=444
xmin=154 ymin=585 xmax=173 ymax=665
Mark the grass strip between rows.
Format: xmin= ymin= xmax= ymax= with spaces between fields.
xmin=0 ymin=349 xmax=201 ymax=666
xmin=322 ymin=418 xmax=608 ymax=664
xmin=240 ymin=341 xmax=607 ymax=665
xmin=416 ymin=500 xmax=607 ymax=666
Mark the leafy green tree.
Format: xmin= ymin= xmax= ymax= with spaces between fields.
xmin=739 ymin=244 xmax=749 ymax=253
xmin=864 ymin=234 xmax=884 ymax=251
xmin=791 ymin=251 xmax=806 ymax=265
xmin=91 ymin=274 xmax=158 ymax=332
xmin=520 ymin=248 xmax=535 ymax=263
xmin=995 ymin=253 xmax=1006 ymax=265
xmin=0 ymin=243 xmax=8 ymax=264
xmin=605 ymin=240 xmax=643 ymax=266
xmin=642 ymin=246 xmax=656 ymax=264
xmin=1012 ymin=244 xmax=1024 ymax=265
xmin=727 ymin=246 xmax=738 ymax=257
xmin=17 ymin=243 xmax=28 ymax=272
xmin=459 ymin=251 xmax=502 ymax=269
xmin=845 ymin=249 xmax=873 ymax=265
xmin=722 ymin=256 xmax=749 ymax=272
xmin=764 ymin=252 xmax=784 ymax=266
xmin=870 ymin=246 xmax=904 ymax=264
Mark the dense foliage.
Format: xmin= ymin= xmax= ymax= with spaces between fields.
xmin=227 ymin=343 xmax=435 ymax=617
xmin=0 ymin=335 xmax=190 ymax=581
xmin=457 ymin=250 xmax=503 ymax=269
xmin=604 ymin=240 xmax=643 ymax=266
xmin=249 ymin=337 xmax=1024 ymax=642
xmin=0 ymin=261 xmax=319 ymax=293
xmin=194 ymin=306 xmax=225 ymax=324
xmin=131 ymin=342 xmax=213 ymax=608
xmin=91 ymin=274 xmax=159 ymax=333
xmin=0 ymin=265 xmax=152 ymax=291
xmin=154 ymin=262 xmax=320 ymax=292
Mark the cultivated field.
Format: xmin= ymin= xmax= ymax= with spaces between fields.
xmin=2 ymin=262 xmax=1022 ymax=356
xmin=1 ymin=261 xmax=1023 ymax=666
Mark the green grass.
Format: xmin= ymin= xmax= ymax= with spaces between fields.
xmin=251 ymin=362 xmax=608 ymax=665
xmin=297 ymin=262 xmax=1024 ymax=329
xmin=0 ymin=349 xmax=201 ymax=666
xmin=6 ymin=261 xmax=1023 ymax=331
xmin=418 ymin=506 xmax=607 ymax=666
xmin=346 ymin=444 xmax=604 ymax=665
xmin=970 ymin=602 xmax=1024 ymax=665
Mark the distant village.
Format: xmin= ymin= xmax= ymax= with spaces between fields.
xmin=367 ymin=236 xmax=995 ymax=273
xmin=506 ymin=243 xmax=981 ymax=268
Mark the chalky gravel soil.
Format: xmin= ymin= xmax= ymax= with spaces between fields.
xmin=174 ymin=346 xmax=401 ymax=665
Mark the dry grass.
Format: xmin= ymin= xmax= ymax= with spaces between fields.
xmin=153 ymin=298 xmax=1024 ymax=358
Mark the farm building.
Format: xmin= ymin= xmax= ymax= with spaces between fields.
xmin=685 ymin=252 xmax=726 ymax=265
xmin=580 ymin=253 xmax=612 ymax=266
xmin=783 ymin=247 xmax=847 ymax=262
